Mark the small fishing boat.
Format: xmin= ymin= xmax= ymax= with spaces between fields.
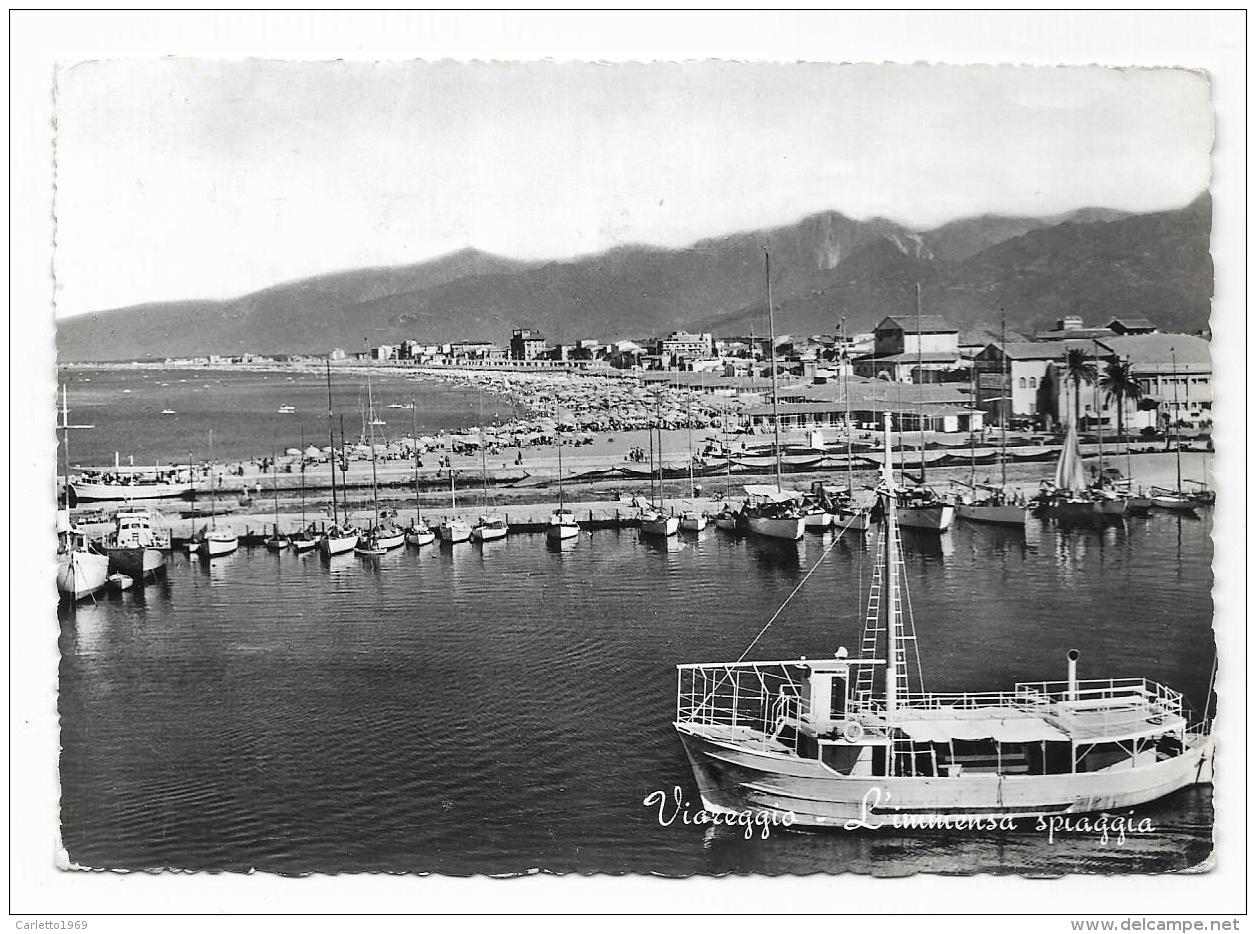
xmin=104 ymin=503 xmax=170 ymax=579
xmin=57 ymin=511 xmax=110 ymax=602
xmin=640 ymin=508 xmax=680 ymax=538
xmin=894 ymin=487 xmax=956 ymax=532
xmin=404 ymin=401 xmax=436 ymax=546
xmin=546 ymin=509 xmax=581 ymax=541
xmin=161 ymin=408 xmax=176 ymax=416
xmin=106 ymin=573 xmax=134 ymax=592
xmin=288 ymin=430 xmax=319 ymax=552
xmin=545 ymin=403 xmax=581 ymax=543
xmin=439 ymin=516 xmax=473 ymax=543
xmin=802 ymin=502 xmax=834 ymax=530
xmin=277 ymin=405 xmax=296 ymax=415
xmin=196 ymin=432 xmax=239 ymax=558
xmin=740 ymin=252 xmax=806 ymax=543
xmin=673 ymin=414 xmax=1216 ymax=827
xmin=713 ymin=505 xmax=739 ymax=531
xmin=1150 ymin=488 xmax=1199 ymax=513
xmin=321 ymin=526 xmax=359 ymax=556
xmin=472 ymin=515 xmax=509 ymax=542
xmin=679 ymin=510 xmax=708 ymax=532
xmin=263 ymin=451 xmax=288 ymax=550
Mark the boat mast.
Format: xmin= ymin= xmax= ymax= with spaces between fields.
xmin=60 ymin=385 xmax=70 ymax=509
xmin=208 ymin=429 xmax=216 ymax=530
xmin=299 ymin=424 xmax=307 ymax=530
xmin=412 ymin=399 xmax=422 ymax=525
xmin=479 ymin=391 xmax=491 ymax=514
xmin=686 ymin=384 xmax=695 ymax=498
xmin=272 ymin=447 xmax=280 ymax=537
xmin=1093 ymin=339 xmax=1104 ymax=479
xmin=1171 ymin=347 xmax=1182 ymax=493
xmin=841 ymin=319 xmax=854 ymax=494
xmin=915 ymin=282 xmax=926 ymax=484
xmin=881 ymin=412 xmax=901 ymax=722
xmin=555 ymin=402 xmax=565 ymax=511
xmin=365 ymin=350 xmax=381 ymax=531
xmin=1000 ymin=309 xmax=1009 ymax=489
xmin=764 ymin=250 xmax=783 ymax=492
xmin=968 ymin=357 xmax=977 ymax=490
xmin=326 ymin=360 xmax=340 ymax=527
xmin=647 ymin=397 xmax=656 ymax=507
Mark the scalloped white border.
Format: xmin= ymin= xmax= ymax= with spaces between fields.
xmin=10 ymin=9 xmax=1247 ymax=924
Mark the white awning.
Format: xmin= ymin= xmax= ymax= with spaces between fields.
xmin=895 ymin=716 xmax=1069 ymax=744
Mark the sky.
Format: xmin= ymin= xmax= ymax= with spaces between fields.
xmin=52 ymin=60 xmax=1212 ymax=318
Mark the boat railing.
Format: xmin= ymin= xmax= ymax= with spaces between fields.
xmin=675 ymin=661 xmax=806 ymax=753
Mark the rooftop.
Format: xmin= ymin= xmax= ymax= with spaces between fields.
xmin=1098 ymin=333 xmax=1211 ymax=368
xmin=876 ymin=315 xmax=958 ymax=334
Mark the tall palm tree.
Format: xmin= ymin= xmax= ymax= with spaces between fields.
xmin=1099 ymin=358 xmax=1143 ymax=478
xmin=1098 ymin=358 xmax=1143 ymax=443
xmin=1063 ymin=348 xmax=1097 ymax=429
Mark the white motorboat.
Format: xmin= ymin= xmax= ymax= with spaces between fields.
xmin=740 ymin=485 xmax=807 ymax=541
xmin=105 ymin=505 xmax=170 ymax=579
xmin=56 ymin=510 xmax=109 ymax=602
xmin=673 ymin=414 xmax=1215 ymax=827
xmin=545 ymin=402 xmax=581 ymax=543
xmin=439 ymin=517 xmax=473 ymax=543
xmin=106 ymin=573 xmax=134 ymax=592
xmin=196 ymin=431 xmax=238 ymax=558
xmin=405 ymin=522 xmax=436 ymax=547
xmin=679 ymin=510 xmax=707 ymax=532
xmin=200 ymin=527 xmax=239 ymax=557
xmin=320 ymin=526 xmax=359 ymax=556
xmin=546 ymin=509 xmax=581 ymax=541
xmin=472 ymin=515 xmax=509 ymax=542
xmin=640 ymin=508 xmax=680 ymax=538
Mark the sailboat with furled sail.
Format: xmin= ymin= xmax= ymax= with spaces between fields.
xmin=404 ymin=402 xmax=436 ymax=546
xmin=195 ymin=429 xmax=239 ymax=557
xmin=57 ymin=385 xmax=109 ymax=602
xmin=738 ymin=250 xmax=805 ymax=541
xmin=639 ymin=392 xmax=680 ymax=538
xmin=355 ymin=358 xmax=405 ymax=556
xmin=289 ymin=425 xmax=319 ymax=552
xmin=546 ymin=402 xmax=581 ymax=542
xmin=471 ymin=394 xmax=509 ymax=542
xmin=673 ymin=413 xmax=1215 ymax=826
xmin=320 ymin=359 xmax=360 ymax=556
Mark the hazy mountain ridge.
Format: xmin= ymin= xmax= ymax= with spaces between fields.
xmin=56 ymin=197 xmax=1210 ymax=361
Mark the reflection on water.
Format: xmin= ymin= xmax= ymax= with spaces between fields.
xmin=59 ymin=511 xmax=1214 ymax=875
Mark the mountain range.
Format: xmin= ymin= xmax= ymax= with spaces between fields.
xmin=55 ymin=194 xmax=1211 ymax=361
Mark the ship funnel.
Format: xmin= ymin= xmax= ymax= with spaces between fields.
xmin=1067 ymin=649 xmax=1080 ymax=701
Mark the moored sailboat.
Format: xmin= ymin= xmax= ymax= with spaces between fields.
xmin=546 ymin=403 xmax=582 ymax=543
xmin=639 ymin=394 xmax=679 ymax=538
xmin=673 ymin=413 xmax=1215 ymax=827
xmin=740 ymin=251 xmax=805 ymax=541
xmin=196 ymin=430 xmax=239 ymax=558
xmin=319 ymin=360 xmax=359 ymax=557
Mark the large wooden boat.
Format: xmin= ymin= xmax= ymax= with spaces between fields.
xmin=673 ymin=415 xmax=1215 ymax=827
xmin=104 ymin=505 xmax=170 ymax=579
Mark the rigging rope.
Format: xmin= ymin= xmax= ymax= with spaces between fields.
xmin=735 ymin=501 xmax=874 ymax=663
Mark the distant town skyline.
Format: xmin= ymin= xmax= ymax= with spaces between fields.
xmin=54 ymin=60 xmax=1211 ymax=319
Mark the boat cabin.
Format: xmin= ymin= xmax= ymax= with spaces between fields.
xmin=676 ymin=654 xmax=1193 ymax=780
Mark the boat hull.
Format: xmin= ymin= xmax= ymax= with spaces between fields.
xmin=57 ymin=551 xmax=110 ymax=601
xmin=955 ymin=503 xmax=1028 ymax=527
xmin=290 ymin=537 xmax=319 ymax=553
xmin=746 ymin=516 xmax=806 ymax=541
xmin=106 ymin=546 xmax=167 ymax=578
xmin=71 ymin=481 xmax=193 ymax=502
xmin=641 ymin=515 xmax=680 ymax=537
xmin=472 ymin=524 xmax=509 ymax=542
xmin=714 ymin=515 xmax=738 ymax=531
xmin=1125 ymin=497 xmax=1153 ymax=516
xmin=804 ymin=511 xmax=834 ymax=529
xmin=546 ymin=523 xmax=581 ymax=541
xmin=320 ymin=533 xmax=358 ymax=556
xmin=202 ymin=534 xmax=238 ymax=557
xmin=1151 ymin=496 xmax=1198 ymax=513
xmin=405 ymin=528 xmax=436 ymax=547
xmin=1051 ymin=500 xmax=1099 ymax=522
xmin=1096 ymin=498 xmax=1128 ymax=517
xmin=896 ymin=504 xmax=955 ymax=532
xmin=439 ymin=523 xmax=472 ymax=544
xmin=679 ymin=514 xmax=708 ymax=532
xmin=676 ymin=725 xmax=1215 ymax=828
xmin=834 ymin=510 xmax=872 ymax=532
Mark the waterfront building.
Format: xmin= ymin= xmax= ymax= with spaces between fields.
xmin=510 ymin=329 xmax=547 ymax=361
xmin=852 ymin=316 xmax=963 ymax=382
xmin=1097 ymin=332 xmax=1212 ymax=431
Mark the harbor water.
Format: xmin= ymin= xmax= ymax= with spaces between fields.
xmin=59 ymin=510 xmax=1215 ymax=876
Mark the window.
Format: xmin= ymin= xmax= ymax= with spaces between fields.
xmin=1019 ymin=377 xmax=1026 ymax=389
xmin=1029 ymin=377 xmax=1037 ymax=389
